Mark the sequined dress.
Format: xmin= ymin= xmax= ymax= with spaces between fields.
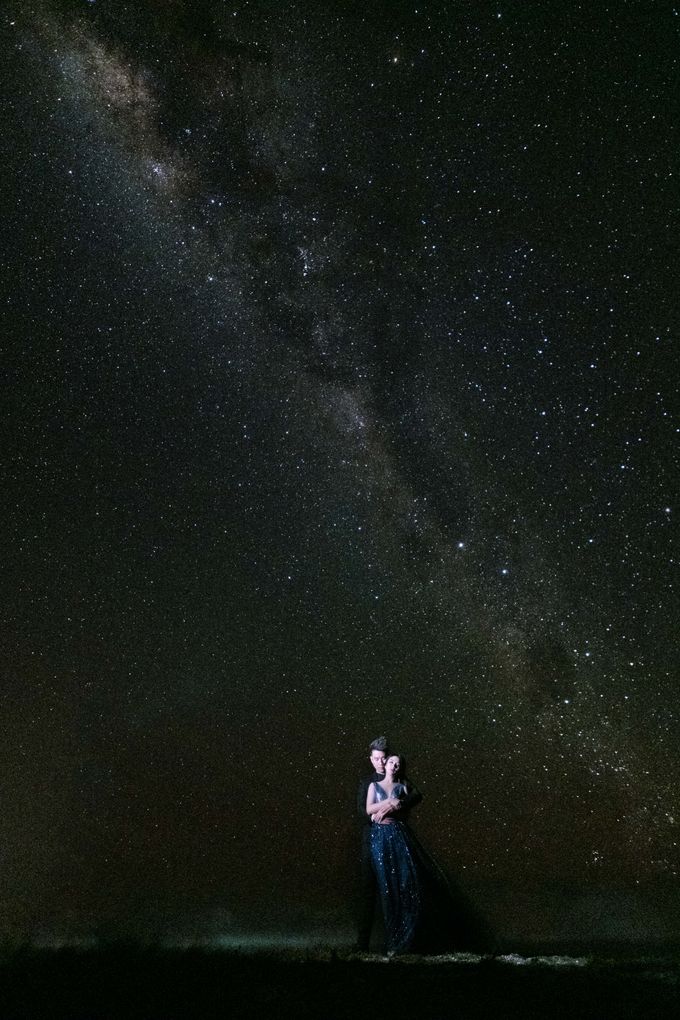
xmin=369 ymin=781 xmax=424 ymax=954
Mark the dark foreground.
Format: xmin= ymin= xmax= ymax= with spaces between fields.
xmin=0 ymin=946 xmax=678 ymax=1019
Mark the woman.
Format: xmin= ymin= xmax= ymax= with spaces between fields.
xmin=367 ymin=754 xmax=492 ymax=955
xmin=366 ymin=753 xmax=427 ymax=954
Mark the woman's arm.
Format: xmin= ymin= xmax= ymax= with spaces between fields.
xmin=366 ymin=784 xmax=389 ymax=815
xmin=373 ymin=783 xmax=409 ymax=821
xmin=366 ymin=784 xmax=401 ymax=816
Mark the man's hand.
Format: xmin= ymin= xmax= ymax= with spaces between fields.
xmin=373 ymin=797 xmax=403 ymax=822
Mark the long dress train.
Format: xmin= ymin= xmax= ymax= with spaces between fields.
xmin=369 ymin=782 xmax=493 ymax=954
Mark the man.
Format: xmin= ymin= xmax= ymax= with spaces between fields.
xmin=354 ymin=735 xmax=422 ymax=951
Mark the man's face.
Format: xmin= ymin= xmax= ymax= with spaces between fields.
xmin=369 ymin=749 xmax=386 ymax=774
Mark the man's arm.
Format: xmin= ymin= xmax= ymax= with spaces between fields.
xmin=369 ymin=784 xmax=403 ymax=821
xmin=373 ymin=781 xmax=421 ymax=822
xmin=356 ymin=777 xmax=370 ymax=822
xmin=400 ymin=779 xmax=422 ymax=814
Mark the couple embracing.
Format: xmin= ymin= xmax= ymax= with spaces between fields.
xmin=356 ymin=736 xmax=446 ymax=955
xmin=356 ymin=736 xmax=492 ymax=956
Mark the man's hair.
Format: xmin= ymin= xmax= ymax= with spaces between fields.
xmin=368 ymin=736 xmax=388 ymax=753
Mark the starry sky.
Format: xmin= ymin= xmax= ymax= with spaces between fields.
xmin=2 ymin=0 xmax=679 ymax=941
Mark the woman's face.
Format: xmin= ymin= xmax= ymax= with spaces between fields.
xmin=385 ymin=755 xmax=401 ymax=777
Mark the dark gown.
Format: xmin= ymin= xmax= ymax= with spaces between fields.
xmin=369 ymin=782 xmax=493 ymax=955
xmin=369 ymin=781 xmax=428 ymax=954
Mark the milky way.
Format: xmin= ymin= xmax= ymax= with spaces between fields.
xmin=2 ymin=0 xmax=678 ymax=940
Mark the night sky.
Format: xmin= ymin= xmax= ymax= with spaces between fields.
xmin=2 ymin=0 xmax=679 ymax=943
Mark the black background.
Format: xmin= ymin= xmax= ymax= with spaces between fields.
xmin=1 ymin=0 xmax=678 ymax=944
